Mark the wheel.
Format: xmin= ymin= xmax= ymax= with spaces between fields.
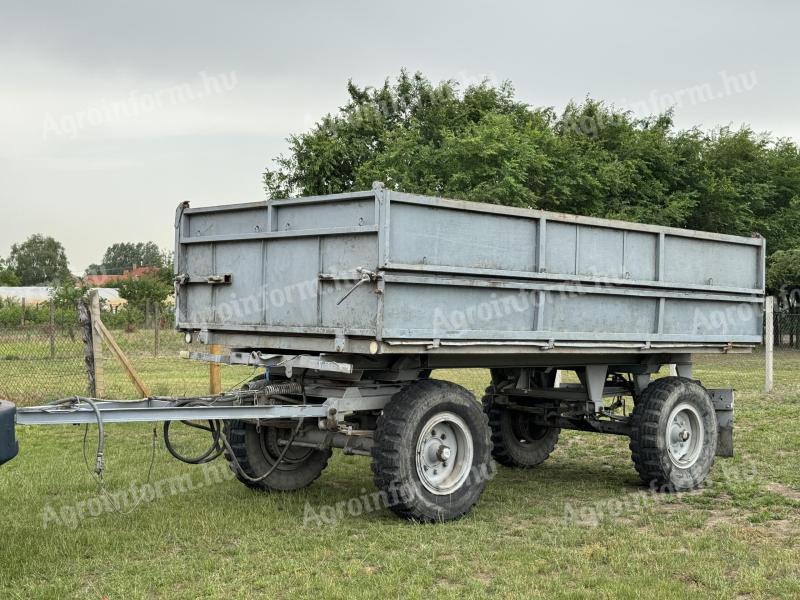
xmin=371 ymin=379 xmax=492 ymax=522
xmin=224 ymin=421 xmax=331 ymax=491
xmin=483 ymin=387 xmax=560 ymax=468
xmin=629 ymin=376 xmax=717 ymax=492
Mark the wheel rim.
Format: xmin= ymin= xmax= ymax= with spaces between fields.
xmin=415 ymin=412 xmax=474 ymax=495
xmin=510 ymin=413 xmax=548 ymax=445
xmin=666 ymin=402 xmax=704 ymax=468
xmin=259 ymin=426 xmax=314 ymax=471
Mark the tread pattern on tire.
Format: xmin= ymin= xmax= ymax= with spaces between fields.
xmin=371 ymin=379 xmax=492 ymax=522
xmin=482 ymin=386 xmax=560 ymax=468
xmin=629 ymin=376 xmax=716 ymax=491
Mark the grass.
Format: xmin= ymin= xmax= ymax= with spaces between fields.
xmin=0 ymin=356 xmax=799 ymax=598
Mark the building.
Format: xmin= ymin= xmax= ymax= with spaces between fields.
xmin=83 ymin=266 xmax=161 ymax=287
xmin=0 ymin=287 xmax=124 ymax=310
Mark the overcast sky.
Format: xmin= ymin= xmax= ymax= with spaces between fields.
xmin=0 ymin=1 xmax=796 ymax=273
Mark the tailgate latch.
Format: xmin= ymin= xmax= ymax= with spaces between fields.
xmin=175 ymin=273 xmax=233 ymax=285
xmin=336 ymin=267 xmax=378 ymax=306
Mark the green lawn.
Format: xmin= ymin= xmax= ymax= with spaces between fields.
xmin=0 ymin=356 xmax=798 ymax=598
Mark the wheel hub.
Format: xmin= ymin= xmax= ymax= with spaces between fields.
xmin=666 ymin=402 xmax=704 ymax=468
xmin=415 ymin=412 xmax=474 ymax=495
xmin=437 ymin=445 xmax=452 ymax=462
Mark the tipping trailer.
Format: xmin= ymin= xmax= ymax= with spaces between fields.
xmin=1 ymin=183 xmax=764 ymax=522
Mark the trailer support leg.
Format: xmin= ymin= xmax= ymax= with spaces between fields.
xmin=676 ymin=362 xmax=693 ymax=379
xmin=584 ymin=364 xmax=608 ymax=412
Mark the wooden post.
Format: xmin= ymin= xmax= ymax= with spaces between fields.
xmin=49 ymin=300 xmax=56 ymax=359
xmin=209 ymin=344 xmax=222 ymax=395
xmin=765 ymin=296 xmax=774 ymax=394
xmin=94 ymin=318 xmax=151 ymax=397
xmin=78 ymin=298 xmax=97 ymax=397
xmin=20 ymin=297 xmax=25 ymax=327
xmin=154 ymin=302 xmax=160 ymax=357
xmin=88 ymin=290 xmax=106 ymax=398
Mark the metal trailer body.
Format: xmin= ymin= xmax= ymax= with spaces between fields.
xmin=174 ymin=182 xmax=764 ymax=356
xmin=1 ymin=184 xmax=764 ymax=522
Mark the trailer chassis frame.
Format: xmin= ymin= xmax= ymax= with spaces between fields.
xmin=1 ymin=350 xmax=735 ymax=469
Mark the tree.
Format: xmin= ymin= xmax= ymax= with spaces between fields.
xmin=263 ymin=71 xmax=800 ymax=255
xmin=0 ymin=258 xmax=20 ymax=286
xmin=116 ymin=274 xmax=172 ymax=311
xmin=88 ymin=241 xmax=165 ymax=274
xmin=7 ymin=234 xmax=71 ymax=285
xmin=49 ymin=278 xmax=89 ymax=309
xmin=766 ymin=248 xmax=800 ymax=306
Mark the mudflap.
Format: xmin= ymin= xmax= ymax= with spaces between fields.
xmin=0 ymin=400 xmax=18 ymax=466
xmin=709 ymin=389 xmax=734 ymax=457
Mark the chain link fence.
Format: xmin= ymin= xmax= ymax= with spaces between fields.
xmin=0 ymin=317 xmax=88 ymax=404
xmin=0 ymin=298 xmax=797 ymax=406
xmin=0 ymin=300 xmax=253 ymax=405
xmin=98 ymin=324 xmax=254 ymax=400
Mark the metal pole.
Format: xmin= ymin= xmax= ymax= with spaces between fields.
xmin=764 ymin=296 xmax=774 ymax=394
xmin=154 ymin=302 xmax=160 ymax=357
xmin=49 ymin=300 xmax=56 ymax=359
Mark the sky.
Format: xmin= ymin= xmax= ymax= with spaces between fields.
xmin=0 ymin=0 xmax=796 ymax=273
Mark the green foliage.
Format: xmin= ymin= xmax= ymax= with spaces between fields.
xmin=116 ymin=275 xmax=172 ymax=312
xmin=88 ymin=241 xmax=166 ymax=274
xmin=6 ymin=234 xmax=71 ymax=286
xmin=766 ymin=248 xmax=800 ymax=295
xmin=49 ymin=279 xmax=89 ymax=310
xmin=0 ymin=259 xmax=20 ymax=286
xmin=264 ymin=71 xmax=800 ymax=255
xmin=0 ymin=298 xmax=77 ymax=327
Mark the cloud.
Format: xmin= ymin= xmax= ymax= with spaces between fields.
xmin=0 ymin=53 xmax=341 ymax=157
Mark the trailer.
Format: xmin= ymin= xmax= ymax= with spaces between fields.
xmin=0 ymin=183 xmax=764 ymax=522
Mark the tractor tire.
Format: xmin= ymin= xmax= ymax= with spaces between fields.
xmin=629 ymin=377 xmax=717 ymax=492
xmin=224 ymin=421 xmax=331 ymax=492
xmin=483 ymin=387 xmax=560 ymax=468
xmin=371 ymin=379 xmax=492 ymax=522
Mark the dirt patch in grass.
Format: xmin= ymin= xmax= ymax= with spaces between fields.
xmin=765 ymin=483 xmax=800 ymax=501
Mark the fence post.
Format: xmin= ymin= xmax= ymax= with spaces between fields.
xmin=78 ymin=297 xmax=98 ymax=397
xmin=209 ymin=344 xmax=222 ymax=394
xmin=88 ymin=290 xmax=106 ymax=398
xmin=765 ymin=296 xmax=774 ymax=394
xmin=20 ymin=298 xmax=25 ymax=327
xmin=49 ymin=300 xmax=56 ymax=359
xmin=154 ymin=302 xmax=160 ymax=357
